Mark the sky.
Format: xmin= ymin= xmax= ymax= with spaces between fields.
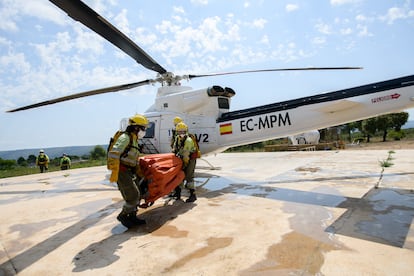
xmin=1 ymin=0 xmax=414 ymax=151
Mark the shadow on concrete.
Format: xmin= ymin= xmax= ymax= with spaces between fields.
xmin=71 ymin=200 xmax=195 ymax=272
xmin=0 ymin=198 xmax=195 ymax=274
xmin=0 ymin=201 xmax=120 ymax=275
xmin=326 ymin=187 xmax=414 ymax=247
xmin=196 ymin=171 xmax=414 ymax=248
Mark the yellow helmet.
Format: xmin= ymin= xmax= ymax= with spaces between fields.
xmin=173 ymin=116 xmax=183 ymax=126
xmin=128 ymin=114 xmax=148 ymax=127
xmin=175 ymin=122 xmax=188 ymax=132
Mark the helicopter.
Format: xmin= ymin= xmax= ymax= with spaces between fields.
xmin=7 ymin=0 xmax=414 ymax=156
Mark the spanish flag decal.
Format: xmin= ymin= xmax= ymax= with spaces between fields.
xmin=220 ymin=123 xmax=233 ymax=135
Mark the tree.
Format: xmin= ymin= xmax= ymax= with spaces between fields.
xmin=387 ymin=112 xmax=409 ymax=140
xmin=90 ymin=145 xmax=106 ymax=160
xmin=362 ymin=118 xmax=377 ymax=142
xmin=27 ymin=154 xmax=37 ymax=165
xmin=356 ymin=112 xmax=409 ymax=142
xmin=81 ymin=154 xmax=90 ymax=160
xmin=344 ymin=121 xmax=362 ymax=142
xmin=17 ymin=157 xmax=27 ymax=167
xmin=390 ymin=112 xmax=409 ymax=131
xmin=376 ymin=115 xmax=392 ymax=142
xmin=0 ymin=158 xmax=16 ymax=170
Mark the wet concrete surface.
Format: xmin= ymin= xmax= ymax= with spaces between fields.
xmin=0 ymin=150 xmax=414 ymax=275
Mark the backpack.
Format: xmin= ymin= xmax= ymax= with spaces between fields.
xmin=188 ymin=133 xmax=201 ymax=159
xmin=38 ymin=155 xmax=46 ymax=162
xmin=107 ymin=131 xmax=133 ymax=168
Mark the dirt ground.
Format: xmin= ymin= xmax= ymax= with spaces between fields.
xmin=345 ymin=138 xmax=414 ymax=150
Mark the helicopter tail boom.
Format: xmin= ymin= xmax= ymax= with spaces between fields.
xmin=215 ymin=74 xmax=414 ymax=149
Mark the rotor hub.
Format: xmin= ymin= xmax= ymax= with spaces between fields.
xmin=156 ymin=72 xmax=189 ymax=86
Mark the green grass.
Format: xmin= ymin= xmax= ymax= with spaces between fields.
xmin=2 ymin=128 xmax=414 ymax=179
xmin=0 ymin=159 xmax=107 ymax=179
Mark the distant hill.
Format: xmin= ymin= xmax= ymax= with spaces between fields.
xmin=0 ymin=145 xmax=107 ymax=160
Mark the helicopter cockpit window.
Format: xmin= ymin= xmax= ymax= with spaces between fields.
xmin=144 ymin=122 xmax=155 ymax=138
xmin=218 ymin=97 xmax=230 ymax=109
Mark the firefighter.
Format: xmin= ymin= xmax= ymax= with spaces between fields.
xmin=172 ymin=122 xmax=197 ymax=203
xmin=60 ymin=153 xmax=71 ymax=170
xmin=107 ymin=114 xmax=148 ymax=228
xmin=36 ymin=149 xmax=49 ymax=173
xmin=170 ymin=116 xmax=183 ymax=149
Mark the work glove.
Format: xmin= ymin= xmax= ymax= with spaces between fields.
xmin=108 ymin=157 xmax=120 ymax=183
xmin=107 ymin=157 xmax=120 ymax=170
xmin=110 ymin=170 xmax=118 ymax=183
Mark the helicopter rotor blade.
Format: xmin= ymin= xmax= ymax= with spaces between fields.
xmin=7 ymin=79 xmax=152 ymax=113
xmin=187 ymin=67 xmax=363 ymax=79
xmin=50 ymin=0 xmax=167 ymax=74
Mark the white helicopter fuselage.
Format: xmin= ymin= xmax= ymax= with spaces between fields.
xmin=136 ymin=75 xmax=414 ymax=156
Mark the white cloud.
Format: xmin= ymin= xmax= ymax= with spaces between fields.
xmin=0 ymin=20 xmax=18 ymax=32
xmin=114 ymin=9 xmax=130 ymax=35
xmin=315 ymin=22 xmax=332 ymax=34
xmin=73 ymin=25 xmax=105 ymax=54
xmin=355 ymin=14 xmax=367 ymax=22
xmin=269 ymin=43 xmax=302 ymax=63
xmin=0 ymin=4 xmax=19 ymax=32
xmin=197 ymin=17 xmax=228 ymax=51
xmin=0 ymin=0 xmax=68 ymax=32
xmin=173 ymin=6 xmax=185 ymax=14
xmin=380 ymin=6 xmax=413 ymax=24
xmin=259 ymin=35 xmax=269 ymax=45
xmin=340 ymin=28 xmax=353 ymax=35
xmin=86 ymin=0 xmax=114 ymax=16
xmin=156 ymin=20 xmax=180 ymax=35
xmin=227 ymin=24 xmax=241 ymax=41
xmin=330 ymin=0 xmax=360 ymax=6
xmin=134 ymin=27 xmax=158 ymax=47
xmin=334 ymin=17 xmax=350 ymax=24
xmin=0 ymin=36 xmax=11 ymax=47
xmin=356 ymin=24 xmax=371 ymax=37
xmin=286 ymin=4 xmax=299 ymax=12
xmin=0 ymin=52 xmax=31 ymax=74
xmin=150 ymin=16 xmax=231 ymax=63
xmin=172 ymin=15 xmax=184 ymax=22
xmin=252 ymin=18 xmax=267 ymax=29
xmin=191 ymin=0 xmax=208 ymax=5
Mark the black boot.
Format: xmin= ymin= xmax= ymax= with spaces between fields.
xmin=117 ymin=212 xmax=146 ymax=228
xmin=186 ymin=189 xmax=197 ymax=203
xmin=169 ymin=186 xmax=181 ymax=200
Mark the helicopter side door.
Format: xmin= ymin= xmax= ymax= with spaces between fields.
xmin=140 ymin=116 xmax=161 ymax=154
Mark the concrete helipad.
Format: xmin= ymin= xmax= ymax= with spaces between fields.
xmin=1 ymin=150 xmax=414 ymax=275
